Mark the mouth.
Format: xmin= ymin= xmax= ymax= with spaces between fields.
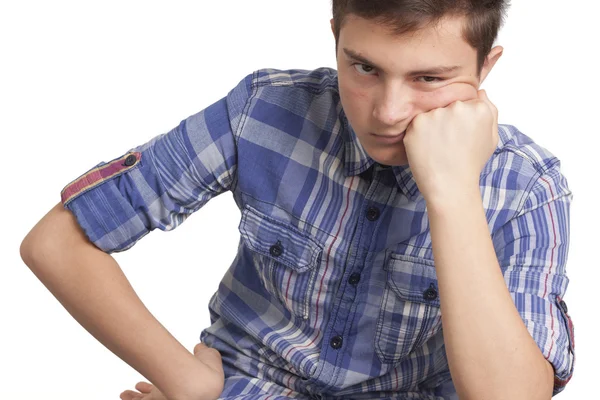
xmin=370 ymin=130 xmax=406 ymax=144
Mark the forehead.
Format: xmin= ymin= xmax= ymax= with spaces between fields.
xmin=339 ymin=15 xmax=477 ymax=71
xmin=339 ymin=13 xmax=467 ymax=43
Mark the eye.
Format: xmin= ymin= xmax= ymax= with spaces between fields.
xmin=416 ymin=76 xmax=443 ymax=83
xmin=353 ymin=63 xmax=377 ymax=76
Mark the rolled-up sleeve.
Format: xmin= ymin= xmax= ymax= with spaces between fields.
xmin=493 ymin=162 xmax=575 ymax=396
xmin=61 ymin=73 xmax=254 ymax=253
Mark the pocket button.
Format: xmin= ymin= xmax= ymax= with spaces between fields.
xmin=269 ymin=241 xmax=284 ymax=257
xmin=423 ymin=284 xmax=438 ymax=301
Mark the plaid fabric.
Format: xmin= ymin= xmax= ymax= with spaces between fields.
xmin=61 ymin=68 xmax=575 ymax=398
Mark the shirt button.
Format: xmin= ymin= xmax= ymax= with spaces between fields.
xmin=269 ymin=241 xmax=283 ymax=257
xmin=423 ymin=284 xmax=438 ymax=301
xmin=348 ymin=273 xmax=361 ymax=285
xmin=366 ymin=206 xmax=380 ymax=221
xmin=123 ymin=154 xmax=137 ymax=166
xmin=330 ymin=335 xmax=343 ymax=349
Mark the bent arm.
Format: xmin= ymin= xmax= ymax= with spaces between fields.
xmin=428 ymin=190 xmax=554 ymax=400
xmin=20 ymin=203 xmax=223 ymax=400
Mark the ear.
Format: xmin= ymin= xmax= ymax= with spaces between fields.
xmin=330 ymin=18 xmax=335 ymax=36
xmin=479 ymin=45 xmax=503 ymax=85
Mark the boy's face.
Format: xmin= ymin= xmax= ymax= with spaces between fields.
xmin=334 ymin=15 xmax=501 ymax=166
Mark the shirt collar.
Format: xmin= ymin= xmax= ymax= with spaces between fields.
xmin=342 ymin=109 xmax=375 ymax=176
xmin=341 ymin=109 xmax=421 ymax=201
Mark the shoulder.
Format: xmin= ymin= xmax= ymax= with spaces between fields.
xmin=231 ymin=67 xmax=342 ymax=124
xmin=251 ymin=67 xmax=340 ymax=94
xmin=486 ymin=124 xmax=567 ymax=189
xmin=496 ymin=124 xmax=562 ymax=173
xmin=234 ymin=68 xmax=343 ymax=140
xmin=482 ymin=125 xmax=571 ymax=221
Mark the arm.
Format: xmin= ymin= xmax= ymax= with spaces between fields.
xmin=404 ymin=92 xmax=573 ymax=398
xmin=20 ymin=202 xmax=223 ymax=400
xmin=428 ymin=189 xmax=554 ymax=399
xmin=21 ymin=73 xmax=251 ymax=399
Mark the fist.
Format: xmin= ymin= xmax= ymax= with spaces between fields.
xmin=404 ymin=90 xmax=499 ymax=203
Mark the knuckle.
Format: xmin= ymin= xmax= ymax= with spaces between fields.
xmin=451 ymin=100 xmax=464 ymax=110
xmin=476 ymin=102 xmax=492 ymax=116
xmin=193 ymin=343 xmax=205 ymax=354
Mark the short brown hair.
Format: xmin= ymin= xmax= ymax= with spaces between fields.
xmin=332 ymin=0 xmax=510 ymax=73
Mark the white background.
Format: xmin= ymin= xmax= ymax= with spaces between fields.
xmin=1 ymin=1 xmax=597 ymax=398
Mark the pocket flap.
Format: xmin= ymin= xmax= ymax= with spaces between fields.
xmin=384 ymin=253 xmax=440 ymax=307
xmin=239 ymin=205 xmax=322 ymax=273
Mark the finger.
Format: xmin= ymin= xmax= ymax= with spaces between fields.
xmin=135 ymin=381 xmax=154 ymax=394
xmin=435 ymin=83 xmax=478 ymax=107
xmin=478 ymin=89 xmax=499 ymax=120
xmin=476 ymin=90 xmax=500 ymax=152
xmin=120 ymin=389 xmax=143 ymax=400
xmin=193 ymin=342 xmax=208 ymax=356
xmin=143 ymin=390 xmax=161 ymax=400
xmin=193 ymin=342 xmax=224 ymax=374
xmin=478 ymin=88 xmax=490 ymax=102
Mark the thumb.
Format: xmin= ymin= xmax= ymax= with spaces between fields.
xmin=478 ymin=88 xmax=488 ymax=100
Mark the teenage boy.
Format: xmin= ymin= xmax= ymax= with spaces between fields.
xmin=21 ymin=1 xmax=574 ymax=399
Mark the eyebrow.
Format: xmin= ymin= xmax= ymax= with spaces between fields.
xmin=343 ymin=48 xmax=462 ymax=76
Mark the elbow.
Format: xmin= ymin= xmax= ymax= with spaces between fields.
xmin=20 ymin=202 xmax=73 ymax=270
xmin=20 ymin=229 xmax=51 ymax=271
xmin=458 ymin=362 xmax=554 ymax=400
xmin=20 ymin=231 xmax=39 ymax=268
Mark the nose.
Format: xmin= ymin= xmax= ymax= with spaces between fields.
xmin=372 ymin=83 xmax=413 ymax=127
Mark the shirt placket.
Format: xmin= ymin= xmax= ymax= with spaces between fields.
xmin=316 ymin=165 xmax=398 ymax=391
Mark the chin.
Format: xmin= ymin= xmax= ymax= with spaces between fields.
xmin=368 ymin=148 xmax=409 ymax=167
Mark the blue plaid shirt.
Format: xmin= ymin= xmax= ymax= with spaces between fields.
xmin=61 ymin=68 xmax=575 ymax=399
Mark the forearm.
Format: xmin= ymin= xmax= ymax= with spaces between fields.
xmin=427 ymin=189 xmax=553 ymax=399
xmin=21 ymin=203 xmax=220 ymax=400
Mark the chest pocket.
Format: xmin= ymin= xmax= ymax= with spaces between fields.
xmin=239 ymin=205 xmax=323 ymax=321
xmin=375 ymin=253 xmax=443 ymax=364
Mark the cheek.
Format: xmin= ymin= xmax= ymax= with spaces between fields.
xmin=339 ymin=79 xmax=371 ymax=120
xmin=416 ymin=83 xmax=478 ymax=111
xmin=340 ymin=77 xmax=369 ymax=102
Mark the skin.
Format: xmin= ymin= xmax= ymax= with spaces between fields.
xmin=121 ymin=13 xmax=555 ymax=400
xmin=20 ymin=202 xmax=223 ymax=400
xmin=335 ymin=14 xmax=499 ymax=167
xmin=120 ymin=343 xmax=221 ymax=400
